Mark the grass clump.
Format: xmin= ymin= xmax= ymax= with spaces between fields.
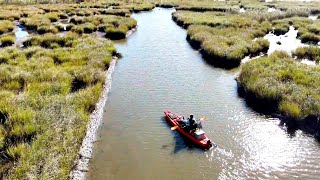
xmin=238 ymin=51 xmax=320 ymax=120
xmin=300 ymin=33 xmax=320 ymax=44
xmin=37 ymin=26 xmax=58 ymax=34
xmin=46 ymin=12 xmax=59 ymax=22
xmin=115 ymin=2 xmax=155 ymax=12
xmin=0 ymin=34 xmax=15 ymax=47
xmin=172 ymin=11 xmax=261 ymax=29
xmin=293 ymin=46 xmax=320 ymax=63
xmin=99 ymin=8 xmax=131 ymax=17
xmin=0 ymin=9 xmax=21 ymax=21
xmin=20 ymin=15 xmax=51 ymax=31
xmin=172 ymin=10 xmax=272 ymax=68
xmin=174 ymin=0 xmax=239 ymax=12
xmin=55 ymin=24 xmax=66 ymax=31
xmin=0 ymin=20 xmax=14 ymax=34
xmin=23 ymin=32 xmax=78 ymax=48
xmin=186 ymin=24 xmax=269 ymax=69
xmin=80 ymin=22 xmax=97 ymax=34
xmin=68 ymin=14 xmax=136 ymax=38
xmin=269 ymin=17 xmax=320 ymax=44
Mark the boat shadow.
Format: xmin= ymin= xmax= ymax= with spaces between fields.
xmin=160 ymin=117 xmax=207 ymax=154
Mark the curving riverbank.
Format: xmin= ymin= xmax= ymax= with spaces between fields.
xmin=70 ymin=57 xmax=117 ymax=180
xmin=70 ymin=22 xmax=138 ymax=180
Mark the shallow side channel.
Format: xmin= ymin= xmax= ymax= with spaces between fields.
xmin=87 ymin=8 xmax=320 ymax=180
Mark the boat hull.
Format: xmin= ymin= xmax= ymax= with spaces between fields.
xmin=164 ymin=110 xmax=212 ymax=149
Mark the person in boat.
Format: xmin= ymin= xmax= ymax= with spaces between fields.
xmin=188 ymin=114 xmax=197 ymax=132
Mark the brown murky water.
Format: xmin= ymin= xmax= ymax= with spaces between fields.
xmin=87 ymin=8 xmax=320 ymax=180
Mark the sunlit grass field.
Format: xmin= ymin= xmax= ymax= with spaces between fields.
xmin=0 ymin=1 xmax=150 ymax=178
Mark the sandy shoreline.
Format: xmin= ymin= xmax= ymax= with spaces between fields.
xmin=70 ymin=57 xmax=117 ymax=180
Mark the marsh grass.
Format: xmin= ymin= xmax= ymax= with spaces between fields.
xmin=173 ymin=0 xmax=239 ymax=12
xmin=187 ymin=25 xmax=269 ymax=68
xmin=293 ymin=46 xmax=320 ymax=63
xmin=270 ymin=17 xmax=320 ymax=44
xmin=0 ymin=20 xmax=14 ymax=34
xmin=0 ymin=10 xmax=21 ymax=21
xmin=238 ymin=51 xmax=320 ymax=119
xmin=0 ymin=34 xmax=115 ymax=178
xmin=173 ymin=10 xmax=271 ymax=68
xmin=69 ymin=14 xmax=137 ymax=39
xmin=37 ymin=26 xmax=58 ymax=34
xmin=172 ymin=11 xmax=261 ymax=28
xmin=99 ymin=8 xmax=131 ymax=17
xmin=0 ymin=34 xmax=15 ymax=47
xmin=55 ymin=24 xmax=65 ymax=31
xmin=21 ymin=15 xmax=51 ymax=30
xmin=23 ymin=32 xmax=78 ymax=48
xmin=115 ymin=2 xmax=155 ymax=12
xmin=0 ymin=2 xmax=152 ymax=178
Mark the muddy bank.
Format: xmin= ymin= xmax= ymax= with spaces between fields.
xmin=155 ymin=4 xmax=176 ymax=8
xmin=70 ymin=57 xmax=117 ymax=180
xmin=236 ymin=81 xmax=320 ymax=139
xmin=172 ymin=13 xmax=189 ymax=29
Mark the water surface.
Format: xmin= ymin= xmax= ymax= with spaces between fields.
xmin=88 ymin=8 xmax=320 ymax=179
xmin=264 ymin=26 xmax=307 ymax=55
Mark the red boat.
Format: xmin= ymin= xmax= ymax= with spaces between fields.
xmin=164 ymin=110 xmax=213 ymax=149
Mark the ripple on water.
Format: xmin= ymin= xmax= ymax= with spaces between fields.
xmin=88 ymin=8 xmax=320 ymax=180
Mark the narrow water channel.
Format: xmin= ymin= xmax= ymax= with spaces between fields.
xmin=87 ymin=8 xmax=320 ymax=179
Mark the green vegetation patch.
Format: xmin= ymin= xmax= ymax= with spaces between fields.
xmin=0 ymin=20 xmax=14 ymax=34
xmin=23 ymin=32 xmax=78 ymax=48
xmin=115 ymin=2 xmax=155 ymax=12
xmin=245 ymin=9 xmax=309 ymax=23
xmin=187 ymin=25 xmax=269 ymax=68
xmin=0 ymin=9 xmax=21 ymax=20
xmin=20 ymin=14 xmax=51 ymax=31
xmin=238 ymin=51 xmax=320 ymax=119
xmin=174 ymin=10 xmax=271 ymax=68
xmin=174 ymin=0 xmax=239 ymax=12
xmin=293 ymin=46 xmax=320 ymax=63
xmin=0 ymin=34 xmax=15 ymax=47
xmin=271 ymin=17 xmax=320 ymax=44
xmin=99 ymin=8 xmax=131 ymax=17
xmin=0 ymin=34 xmax=116 ymax=179
xmin=172 ymin=11 xmax=262 ymax=28
xmin=70 ymin=14 xmax=137 ymax=39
